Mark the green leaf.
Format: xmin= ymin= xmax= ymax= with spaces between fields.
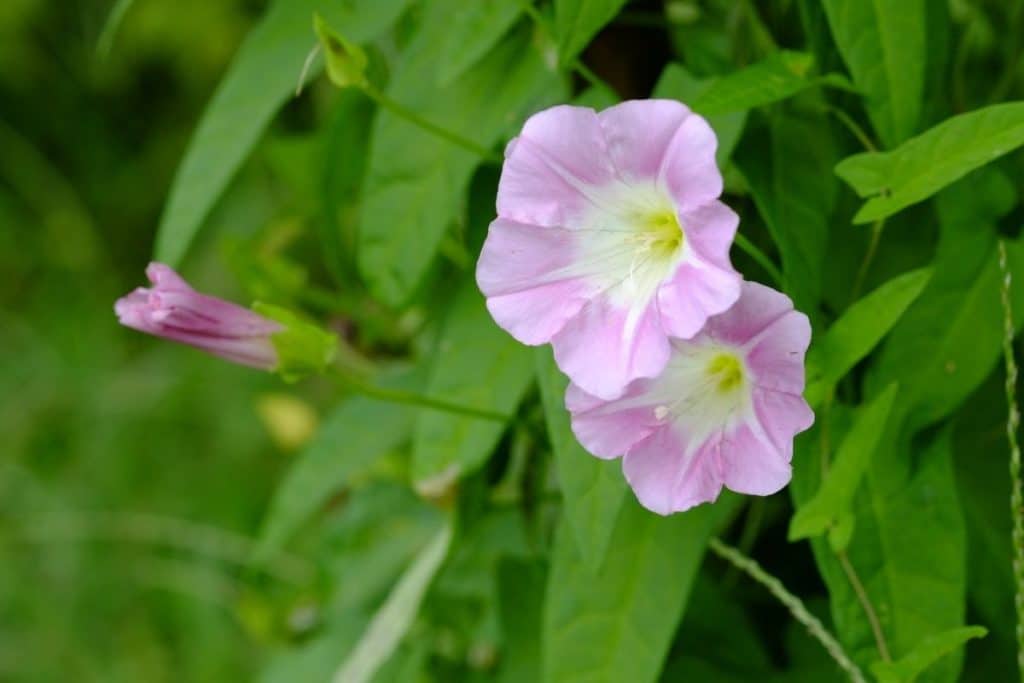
xmin=737 ymin=110 xmax=839 ymax=314
xmin=686 ymin=51 xmax=831 ymax=117
xmin=358 ymin=10 xmax=562 ymax=306
xmin=866 ymin=168 xmax=1024 ymax=431
xmin=437 ymin=0 xmax=523 ymax=86
xmin=332 ymin=523 xmax=452 ymax=683
xmin=789 ymin=383 xmax=899 ymax=542
xmin=497 ymin=558 xmax=547 ymax=683
xmin=790 ymin=426 xmax=968 ymax=680
xmin=804 ymin=268 xmax=931 ymax=407
xmin=871 ymin=627 xmax=987 ymax=683
xmin=535 ymin=346 xmax=625 ymax=572
xmin=554 ymin=0 xmax=629 ymax=65
xmin=822 ymin=0 xmax=926 ymax=146
xmin=653 ymin=64 xmax=747 ymax=167
xmin=411 ymin=280 xmax=534 ymax=488
xmin=154 ymin=0 xmax=411 ymax=266
xmin=254 ymin=369 xmax=421 ymax=561
xmin=542 ymin=495 xmax=739 ymax=683
xmin=835 ymin=102 xmax=1024 ymax=223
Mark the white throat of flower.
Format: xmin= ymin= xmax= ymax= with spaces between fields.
xmin=647 ymin=343 xmax=752 ymax=441
xmin=573 ymin=183 xmax=688 ymax=312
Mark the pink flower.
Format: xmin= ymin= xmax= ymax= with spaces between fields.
xmin=115 ymin=262 xmax=282 ymax=370
xmin=477 ymin=99 xmax=741 ymax=399
xmin=567 ymin=282 xmax=814 ymax=515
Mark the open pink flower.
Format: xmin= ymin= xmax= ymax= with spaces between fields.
xmin=115 ymin=262 xmax=282 ymax=369
xmin=477 ymin=99 xmax=741 ymax=399
xmin=567 ymin=281 xmax=814 ymax=515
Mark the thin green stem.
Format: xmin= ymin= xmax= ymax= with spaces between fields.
xmin=997 ymin=239 xmax=1024 ymax=680
xmin=837 ymin=550 xmax=892 ymax=662
xmin=362 ymin=84 xmax=502 ymax=163
xmin=734 ymin=233 xmax=784 ymax=287
xmin=823 ymin=105 xmax=877 ymax=153
xmin=332 ymin=368 xmax=512 ymax=423
xmin=851 ymin=218 xmax=885 ymax=302
xmin=708 ymin=537 xmax=866 ymax=683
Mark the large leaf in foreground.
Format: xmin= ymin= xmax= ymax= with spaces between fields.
xmin=154 ymin=0 xmax=410 ymax=265
xmin=866 ymin=168 xmax=1024 ymax=431
xmin=543 ymin=495 xmax=737 ymax=683
xmin=791 ymin=426 xmax=968 ymax=681
xmin=359 ymin=14 xmax=561 ymax=306
xmin=823 ymin=0 xmax=925 ymax=147
xmin=411 ymin=280 xmax=533 ymax=487
xmin=535 ymin=347 xmax=625 ymax=572
xmin=835 ymin=102 xmax=1024 ymax=223
xmin=437 ymin=0 xmax=523 ymax=85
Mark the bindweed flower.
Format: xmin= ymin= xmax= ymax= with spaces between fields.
xmin=567 ymin=281 xmax=814 ymax=515
xmin=115 ymin=263 xmax=336 ymax=380
xmin=477 ymin=99 xmax=741 ymax=399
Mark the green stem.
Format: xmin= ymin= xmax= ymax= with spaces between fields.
xmin=333 ymin=368 xmax=512 ymax=423
xmin=997 ymin=239 xmax=1024 ymax=680
xmin=734 ymin=233 xmax=784 ymax=287
xmin=823 ymin=105 xmax=877 ymax=153
xmin=708 ymin=537 xmax=866 ymax=683
xmin=851 ymin=218 xmax=885 ymax=302
xmin=361 ymin=84 xmax=502 ymax=163
xmin=837 ymin=549 xmax=892 ymax=662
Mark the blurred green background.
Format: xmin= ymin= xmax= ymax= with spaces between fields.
xmin=1 ymin=1 xmax=310 ymax=679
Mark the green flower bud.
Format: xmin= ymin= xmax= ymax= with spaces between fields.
xmin=313 ymin=13 xmax=368 ymax=89
xmin=253 ymin=302 xmax=337 ymax=382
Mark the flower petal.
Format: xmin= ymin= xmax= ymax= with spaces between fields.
xmin=552 ymin=296 xmax=670 ymax=400
xmin=705 ymin=280 xmax=797 ymax=347
xmin=566 ymin=380 xmax=661 ymax=458
xmin=656 ymin=260 xmax=741 ymax=340
xmin=745 ymin=310 xmax=812 ymax=394
xmin=497 ymin=105 xmax=616 ymax=227
xmin=659 ymin=113 xmax=722 ymax=211
xmin=622 ymin=427 xmax=722 ymax=515
xmin=680 ymin=200 xmax=739 ymax=271
xmin=597 ymin=99 xmax=691 ymax=182
xmin=477 ymin=218 xmax=594 ymax=344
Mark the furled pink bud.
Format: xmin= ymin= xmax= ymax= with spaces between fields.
xmin=115 ymin=262 xmax=283 ymax=370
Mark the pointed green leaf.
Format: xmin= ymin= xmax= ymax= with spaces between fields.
xmin=412 ymin=280 xmax=533 ymax=488
xmin=358 ymin=7 xmax=563 ymax=306
xmin=437 ymin=0 xmax=523 ymax=86
xmin=804 ymin=268 xmax=931 ymax=407
xmin=542 ymin=495 xmax=739 ymax=683
xmin=687 ymin=51 xmax=831 ymax=117
xmin=823 ymin=0 xmax=926 ymax=146
xmin=535 ymin=347 xmax=625 ymax=572
xmin=331 ymin=523 xmax=452 ymax=683
xmin=789 ymin=384 xmax=899 ymax=541
xmin=871 ymin=627 xmax=987 ymax=683
xmin=554 ymin=0 xmax=629 ymax=65
xmin=836 ymin=102 xmax=1024 ymax=224
xmin=154 ymin=0 xmax=411 ymax=266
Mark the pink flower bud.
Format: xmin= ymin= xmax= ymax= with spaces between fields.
xmin=115 ymin=262 xmax=282 ymax=370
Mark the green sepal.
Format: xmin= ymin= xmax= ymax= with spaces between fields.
xmin=253 ymin=302 xmax=337 ymax=382
xmin=313 ymin=13 xmax=368 ymax=89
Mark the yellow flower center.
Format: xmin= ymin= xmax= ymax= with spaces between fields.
xmin=706 ymin=352 xmax=744 ymax=394
xmin=637 ymin=208 xmax=684 ymax=260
